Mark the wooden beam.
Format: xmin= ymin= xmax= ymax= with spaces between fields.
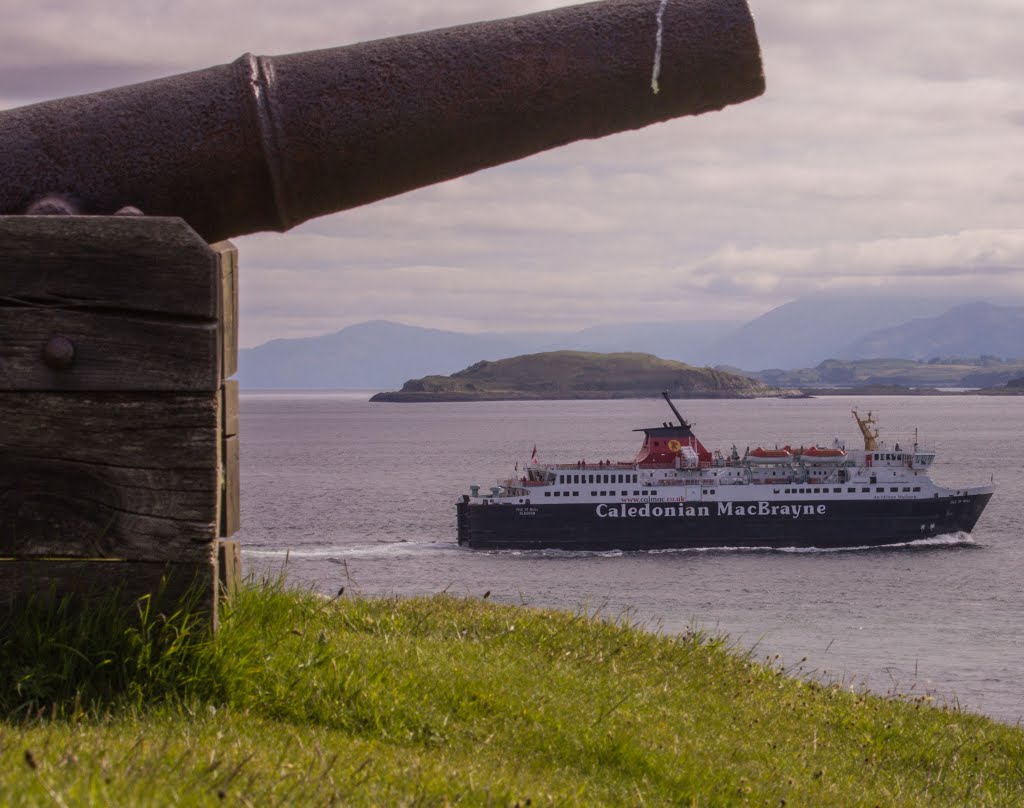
xmin=213 ymin=241 xmax=239 ymax=380
xmin=0 ymin=217 xmax=217 ymax=317
xmin=0 ymin=309 xmax=219 ymax=391
xmin=222 ymin=379 xmax=239 ymax=439
xmin=1 ymin=216 xmax=236 ymax=629
xmin=218 ymin=378 xmax=241 ymax=538
xmin=219 ymin=435 xmax=241 ymax=538
xmin=0 ymin=392 xmax=219 ymax=560
xmin=218 ymin=539 xmax=242 ymax=600
xmin=0 ymin=216 xmax=221 ymax=392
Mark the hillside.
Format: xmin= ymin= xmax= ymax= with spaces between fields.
xmin=237 ymin=320 xmax=554 ymax=389
xmin=370 ymin=351 xmax=784 ymax=402
xmin=749 ymin=356 xmax=1024 ymax=389
xmin=835 ymin=302 xmax=1024 ymax=360
xmin=702 ymin=292 xmax=959 ymax=369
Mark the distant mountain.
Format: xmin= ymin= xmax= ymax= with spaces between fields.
xmin=238 ymin=319 xmax=739 ymax=389
xmin=370 ymin=351 xmax=786 ymax=402
xmin=238 ymin=320 xmax=553 ymax=389
xmin=537 ymin=320 xmax=741 ymax=363
xmin=237 ymin=296 xmax=1024 ymax=390
xmin=703 ymin=292 xmax=960 ymax=369
xmin=834 ymin=302 xmax=1024 ymax=361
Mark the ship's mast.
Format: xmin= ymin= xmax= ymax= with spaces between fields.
xmin=852 ymin=410 xmax=879 ymax=451
xmin=661 ymin=391 xmax=692 ymax=429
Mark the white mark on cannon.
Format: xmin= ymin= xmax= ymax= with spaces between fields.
xmin=651 ymin=0 xmax=670 ymax=94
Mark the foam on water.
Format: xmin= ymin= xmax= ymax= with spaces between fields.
xmin=245 ymin=541 xmax=458 ymax=559
xmin=478 ymin=532 xmax=977 ymax=559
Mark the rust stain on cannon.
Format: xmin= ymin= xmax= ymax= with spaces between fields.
xmin=0 ymin=0 xmax=764 ymax=243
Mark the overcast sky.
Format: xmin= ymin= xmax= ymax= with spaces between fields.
xmin=4 ymin=0 xmax=1023 ymax=346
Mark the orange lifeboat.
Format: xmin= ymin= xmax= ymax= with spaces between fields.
xmin=748 ymin=447 xmax=793 ymax=464
xmin=802 ymin=446 xmax=847 ymax=463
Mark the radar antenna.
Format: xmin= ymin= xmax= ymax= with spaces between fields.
xmin=661 ymin=391 xmax=692 ymax=429
xmin=852 ymin=410 xmax=880 ymax=451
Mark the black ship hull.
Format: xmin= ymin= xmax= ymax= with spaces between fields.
xmin=456 ymin=492 xmax=993 ymax=552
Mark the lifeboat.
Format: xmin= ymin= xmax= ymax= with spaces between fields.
xmin=802 ymin=446 xmax=847 ymax=463
xmin=748 ymin=447 xmax=793 ymax=464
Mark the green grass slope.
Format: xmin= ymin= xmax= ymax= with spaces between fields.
xmin=373 ymin=351 xmax=781 ymax=401
xmin=2 ymin=585 xmax=1022 ymax=805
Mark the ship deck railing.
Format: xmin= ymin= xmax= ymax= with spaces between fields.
xmin=546 ymin=462 xmax=639 ymax=470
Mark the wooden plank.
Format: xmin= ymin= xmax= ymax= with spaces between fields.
xmin=0 ymin=216 xmax=222 ymax=392
xmin=0 ymin=392 xmax=219 ymax=561
xmin=220 ymin=435 xmax=241 ymax=538
xmin=222 ymin=379 xmax=239 ymax=438
xmin=218 ymin=539 xmax=242 ymax=599
xmin=0 ymin=559 xmax=217 ymax=627
xmin=218 ymin=380 xmax=240 ymax=537
xmin=212 ymin=241 xmax=239 ymax=379
xmin=0 ymin=308 xmax=219 ymax=391
xmin=0 ymin=216 xmax=217 ymax=317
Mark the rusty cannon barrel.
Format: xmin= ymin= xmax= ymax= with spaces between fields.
xmin=0 ymin=0 xmax=764 ymax=243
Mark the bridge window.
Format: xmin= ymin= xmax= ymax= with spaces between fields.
xmin=862 ymin=487 xmax=870 ymax=492
xmin=913 ymin=487 xmax=921 ymax=492
xmin=573 ymin=491 xmax=580 ymax=497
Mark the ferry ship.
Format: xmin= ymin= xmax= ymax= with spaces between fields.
xmin=455 ymin=393 xmax=993 ymax=551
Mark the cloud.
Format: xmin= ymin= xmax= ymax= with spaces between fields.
xmin=4 ymin=0 xmax=1024 ymax=347
xmin=686 ymin=229 xmax=1024 ymax=299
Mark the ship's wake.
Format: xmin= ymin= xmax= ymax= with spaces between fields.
xmin=500 ymin=532 xmax=977 ymax=558
xmin=237 ymin=533 xmax=976 ymax=562
xmin=244 ymin=541 xmax=459 ymax=560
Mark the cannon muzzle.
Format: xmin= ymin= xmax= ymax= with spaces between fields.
xmin=0 ymin=0 xmax=763 ymax=243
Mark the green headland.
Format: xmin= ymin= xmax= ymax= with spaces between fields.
xmin=370 ymin=351 xmax=793 ymax=402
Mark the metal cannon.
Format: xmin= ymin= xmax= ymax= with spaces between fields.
xmin=0 ymin=0 xmax=764 ymax=243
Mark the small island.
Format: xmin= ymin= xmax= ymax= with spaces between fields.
xmin=370 ymin=351 xmax=797 ymax=402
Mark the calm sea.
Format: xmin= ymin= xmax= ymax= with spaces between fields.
xmin=238 ymin=393 xmax=1023 ymax=724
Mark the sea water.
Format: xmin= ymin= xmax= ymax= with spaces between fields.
xmin=238 ymin=393 xmax=1023 ymax=724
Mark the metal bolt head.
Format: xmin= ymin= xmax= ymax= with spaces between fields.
xmin=42 ymin=334 xmax=75 ymax=370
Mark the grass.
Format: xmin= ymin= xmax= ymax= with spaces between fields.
xmin=2 ymin=581 xmax=1023 ymax=805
